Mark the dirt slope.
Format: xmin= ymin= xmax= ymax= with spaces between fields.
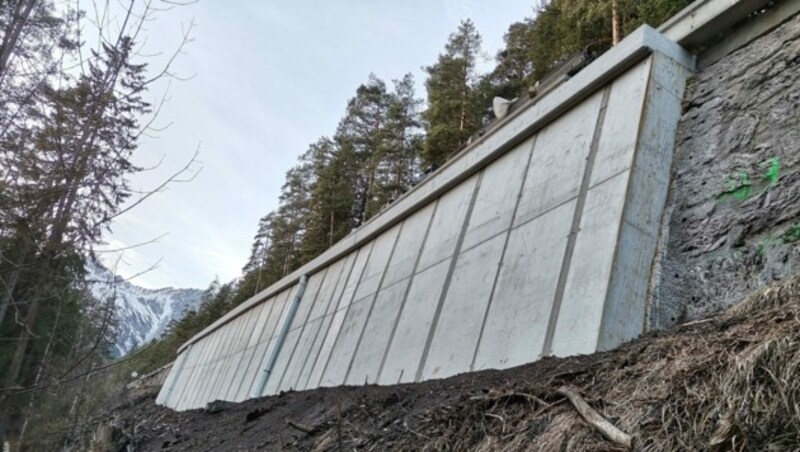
xmin=96 ymin=275 xmax=800 ymax=451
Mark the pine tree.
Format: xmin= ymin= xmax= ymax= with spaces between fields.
xmin=299 ymin=137 xmax=355 ymax=262
xmin=421 ymin=19 xmax=483 ymax=167
xmin=334 ymin=74 xmax=391 ymax=225
xmin=378 ymin=74 xmax=422 ymax=208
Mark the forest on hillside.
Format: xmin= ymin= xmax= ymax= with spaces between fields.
xmin=0 ymin=0 xmax=692 ymax=449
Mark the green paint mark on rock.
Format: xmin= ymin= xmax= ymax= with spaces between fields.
xmin=718 ymin=171 xmax=751 ymax=201
xmin=763 ymin=157 xmax=780 ymax=185
xmin=783 ymin=224 xmax=800 ymax=243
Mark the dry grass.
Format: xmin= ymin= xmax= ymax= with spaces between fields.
xmin=307 ymin=275 xmax=800 ymax=451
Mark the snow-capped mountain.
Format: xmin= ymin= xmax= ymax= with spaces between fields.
xmin=86 ymin=260 xmax=203 ymax=357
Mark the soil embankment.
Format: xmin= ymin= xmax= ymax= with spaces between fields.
xmin=95 ymin=274 xmax=800 ymax=451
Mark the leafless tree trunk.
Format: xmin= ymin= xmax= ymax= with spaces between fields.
xmin=611 ymin=0 xmax=620 ymax=45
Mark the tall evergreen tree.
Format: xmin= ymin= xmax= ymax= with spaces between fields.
xmin=300 ymin=137 xmax=355 ymax=262
xmin=421 ymin=19 xmax=483 ymax=167
xmin=334 ymin=74 xmax=391 ymax=225
xmin=378 ymin=74 xmax=422 ymax=208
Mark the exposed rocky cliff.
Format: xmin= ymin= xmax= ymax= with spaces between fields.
xmin=652 ymin=10 xmax=800 ymax=328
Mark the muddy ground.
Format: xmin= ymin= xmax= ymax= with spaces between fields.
xmin=96 ymin=275 xmax=800 ymax=451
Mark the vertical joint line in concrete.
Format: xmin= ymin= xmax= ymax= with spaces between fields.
xmin=179 ymin=340 xmax=206 ymax=409
xmin=274 ymin=267 xmax=329 ymax=391
xmin=164 ymin=344 xmax=191 ymax=407
xmin=253 ymin=276 xmax=309 ymax=397
xmin=251 ymin=290 xmax=294 ymax=396
xmin=542 ymin=86 xmax=612 ymax=357
xmin=243 ymin=291 xmax=287 ymax=399
xmin=376 ymin=199 xmax=440 ymax=382
xmin=414 ymin=172 xmax=485 ymax=382
xmin=300 ymin=253 xmax=358 ymax=390
xmin=343 ymin=222 xmax=405 ymax=383
xmin=316 ymin=241 xmax=377 ymax=387
xmin=469 ymin=136 xmax=538 ymax=372
xmin=602 ymin=55 xmax=658 ymax=346
xmin=224 ymin=315 xmax=255 ymax=401
xmin=294 ymin=259 xmax=349 ymax=390
xmin=235 ymin=303 xmax=274 ymax=401
xmin=200 ymin=322 xmax=232 ymax=405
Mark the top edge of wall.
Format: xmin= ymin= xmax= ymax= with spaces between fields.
xmin=176 ymin=0 xmax=765 ymax=355
xmin=659 ymin=0 xmax=773 ymax=47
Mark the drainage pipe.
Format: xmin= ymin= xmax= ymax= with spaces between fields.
xmin=251 ymin=275 xmax=309 ymax=398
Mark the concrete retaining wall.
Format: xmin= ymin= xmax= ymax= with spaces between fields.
xmin=156 ymin=0 xmax=780 ymax=410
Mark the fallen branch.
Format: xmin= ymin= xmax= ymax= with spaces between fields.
xmin=557 ymin=387 xmax=632 ymax=450
xmin=285 ymin=419 xmax=313 ymax=434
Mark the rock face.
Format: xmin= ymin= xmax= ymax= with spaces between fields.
xmin=652 ymin=11 xmax=800 ymax=328
xmin=86 ymin=260 xmax=203 ymax=357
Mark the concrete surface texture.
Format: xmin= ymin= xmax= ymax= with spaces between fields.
xmin=157 ymin=24 xmax=695 ymax=410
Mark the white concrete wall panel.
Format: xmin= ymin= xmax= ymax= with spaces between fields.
xmin=416 ymin=176 xmax=479 ymax=271
xmin=332 ymin=243 xmax=373 ymax=311
xmin=229 ymin=345 xmax=257 ymax=401
xmin=176 ymin=340 xmax=207 ymax=409
xmin=238 ymin=340 xmax=270 ymax=401
xmin=462 ymin=137 xmax=534 ymax=251
xmin=473 ymin=199 xmax=576 ymax=370
xmin=279 ymin=316 xmax=322 ymax=391
xmin=381 ymin=204 xmax=435 ymax=288
xmin=246 ymin=302 xmax=271 ymax=349
xmin=267 ymin=271 xmax=329 ymax=393
xmin=552 ymin=173 xmax=629 ymax=356
xmin=353 ymin=225 xmax=400 ymax=302
xmin=167 ymin=347 xmax=196 ymax=408
xmin=514 ymin=91 xmax=603 ymax=227
xmin=598 ymin=55 xmax=688 ymax=351
xmin=378 ymin=260 xmax=450 ymax=385
xmin=299 ymin=313 xmax=336 ymax=389
xmin=224 ymin=350 xmax=248 ymax=401
xmin=422 ymin=233 xmax=506 ymax=380
xmin=223 ymin=311 xmax=260 ymax=400
xmin=294 ymin=255 xmax=357 ymax=389
xmin=345 ymin=280 xmax=407 ymax=385
xmin=590 ymin=59 xmax=652 ymax=186
xmin=598 ymin=222 xmax=657 ymax=350
xmin=306 ymin=247 xmax=372 ymax=386
xmin=214 ymin=355 xmax=238 ymax=401
xmin=319 ymin=296 xmax=372 ymax=387
xmin=263 ymin=328 xmax=302 ymax=394
xmin=196 ymin=325 xmax=231 ymax=406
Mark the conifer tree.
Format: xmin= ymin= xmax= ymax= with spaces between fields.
xmin=421 ymin=19 xmax=483 ymax=167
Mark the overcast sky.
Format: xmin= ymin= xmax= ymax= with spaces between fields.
xmin=98 ymin=0 xmax=537 ymax=289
